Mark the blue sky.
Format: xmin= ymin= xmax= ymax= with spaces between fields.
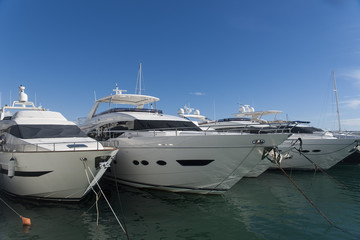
xmin=1 ymin=0 xmax=360 ymax=130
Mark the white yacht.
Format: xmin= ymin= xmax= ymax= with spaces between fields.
xmin=197 ymin=105 xmax=359 ymax=171
xmin=0 ymin=86 xmax=118 ymax=201
xmin=178 ymin=105 xmax=283 ymax=177
xmin=79 ymin=86 xmax=290 ymax=194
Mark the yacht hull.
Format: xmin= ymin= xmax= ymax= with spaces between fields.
xmin=244 ymin=159 xmax=273 ymax=177
xmin=276 ymin=137 xmax=358 ymax=170
xmin=0 ymin=149 xmax=116 ymax=201
xmin=105 ymin=133 xmax=289 ymax=194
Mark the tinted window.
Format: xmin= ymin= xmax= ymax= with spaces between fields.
xmin=290 ymin=126 xmax=323 ymax=134
xmin=133 ymin=120 xmax=201 ymax=131
xmin=8 ymin=125 xmax=87 ymax=139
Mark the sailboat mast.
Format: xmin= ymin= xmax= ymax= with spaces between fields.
xmin=332 ymin=70 xmax=341 ymax=132
xmin=139 ymin=63 xmax=142 ymax=95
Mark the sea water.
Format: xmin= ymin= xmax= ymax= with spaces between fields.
xmin=0 ymin=164 xmax=360 ymax=240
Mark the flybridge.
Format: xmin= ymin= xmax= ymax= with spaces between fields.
xmin=0 ymin=86 xmax=45 ymax=120
xmin=87 ymin=85 xmax=160 ymax=120
xmin=96 ymin=85 xmax=159 ymax=106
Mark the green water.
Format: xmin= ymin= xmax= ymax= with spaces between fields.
xmin=1 ymin=164 xmax=359 ymax=240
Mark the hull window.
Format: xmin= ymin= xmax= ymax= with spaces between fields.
xmin=141 ymin=160 xmax=149 ymax=166
xmin=67 ymin=144 xmax=88 ymax=148
xmin=156 ymin=160 xmax=167 ymax=166
xmin=176 ymin=159 xmax=214 ymax=166
xmin=0 ymin=169 xmax=52 ymax=177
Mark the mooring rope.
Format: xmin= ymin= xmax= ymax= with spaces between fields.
xmin=82 ymin=161 xmax=100 ymax=226
xmin=290 ymin=138 xmax=358 ymax=156
xmin=272 ymin=148 xmax=358 ymax=238
xmin=209 ymin=145 xmax=258 ymax=194
xmin=0 ymin=196 xmax=22 ymax=218
xmin=112 ymin=165 xmax=131 ymax=240
xmin=0 ymin=196 xmax=31 ymax=226
xmin=291 ymin=137 xmax=356 ymax=190
xmin=86 ymin=165 xmax=127 ymax=234
xmin=294 ymin=148 xmax=349 ymax=190
xmin=274 ymin=160 xmax=335 ymax=226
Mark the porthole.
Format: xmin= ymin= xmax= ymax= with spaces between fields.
xmin=141 ymin=160 xmax=149 ymax=165
xmin=301 ymin=150 xmax=310 ymax=153
xmin=157 ymin=160 xmax=167 ymax=166
xmin=133 ymin=160 xmax=139 ymax=165
xmin=312 ymin=150 xmax=321 ymax=153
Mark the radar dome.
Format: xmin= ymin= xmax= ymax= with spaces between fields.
xmin=177 ymin=108 xmax=185 ymax=116
xmin=19 ymin=85 xmax=28 ymax=103
xmin=239 ymin=106 xmax=246 ymax=113
xmin=193 ymin=109 xmax=200 ymax=115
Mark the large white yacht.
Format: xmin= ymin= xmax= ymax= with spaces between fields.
xmin=0 ymin=86 xmax=118 ymax=201
xmin=196 ymin=105 xmax=359 ymax=171
xmin=79 ymin=86 xmax=290 ymax=194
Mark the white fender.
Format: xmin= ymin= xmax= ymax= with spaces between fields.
xmin=8 ymin=157 xmax=15 ymax=178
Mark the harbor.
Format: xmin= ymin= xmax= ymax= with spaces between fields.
xmin=0 ymin=85 xmax=360 ymax=240
xmin=1 ymin=1 xmax=360 ymax=239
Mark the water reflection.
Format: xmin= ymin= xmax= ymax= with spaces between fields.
xmin=0 ymin=164 xmax=360 ymax=240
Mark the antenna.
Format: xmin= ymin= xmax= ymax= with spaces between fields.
xmin=139 ymin=63 xmax=142 ymax=95
xmin=135 ymin=62 xmax=143 ymax=95
xmin=94 ymin=91 xmax=97 ymax=102
xmin=213 ymin=100 xmax=216 ymax=120
xmin=332 ymin=70 xmax=341 ymax=132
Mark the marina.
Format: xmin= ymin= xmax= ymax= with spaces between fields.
xmin=1 ymin=1 xmax=360 ymax=239
xmin=0 ymin=85 xmax=359 ymax=240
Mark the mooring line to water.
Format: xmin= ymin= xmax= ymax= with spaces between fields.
xmin=290 ymin=137 xmax=355 ymax=190
xmin=112 ymin=165 xmax=131 ymax=240
xmin=209 ymin=145 xmax=258 ymax=194
xmin=86 ymin=166 xmax=127 ymax=235
xmin=0 ymin=196 xmax=31 ymax=226
xmin=83 ymin=162 xmax=100 ymax=226
xmin=274 ymin=159 xmax=358 ymax=238
xmin=270 ymin=147 xmax=335 ymax=225
xmin=295 ymin=149 xmax=349 ymax=190
xmin=275 ymin=162 xmax=334 ymax=226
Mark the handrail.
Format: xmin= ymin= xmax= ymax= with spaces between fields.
xmin=96 ymin=123 xmax=292 ymax=140
xmin=0 ymin=140 xmax=103 ymax=153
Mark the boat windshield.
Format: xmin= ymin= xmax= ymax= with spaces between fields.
xmin=289 ymin=126 xmax=323 ymax=134
xmin=7 ymin=124 xmax=87 ymax=139
xmin=133 ymin=120 xmax=201 ymax=131
xmin=94 ymin=107 xmax=163 ymax=117
xmin=218 ymin=117 xmax=251 ymax=122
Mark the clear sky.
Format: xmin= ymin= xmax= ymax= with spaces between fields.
xmin=1 ymin=0 xmax=360 ymax=130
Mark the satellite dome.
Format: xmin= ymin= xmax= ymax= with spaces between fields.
xmin=177 ymin=108 xmax=185 ymax=116
xmin=19 ymin=85 xmax=28 ymax=103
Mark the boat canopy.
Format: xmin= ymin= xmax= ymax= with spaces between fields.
xmin=87 ymin=86 xmax=160 ymax=119
xmin=96 ymin=93 xmax=159 ymax=106
xmin=233 ymin=110 xmax=283 ymax=122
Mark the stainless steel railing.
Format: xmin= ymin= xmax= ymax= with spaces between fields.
xmin=0 ymin=140 xmax=102 ymax=153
